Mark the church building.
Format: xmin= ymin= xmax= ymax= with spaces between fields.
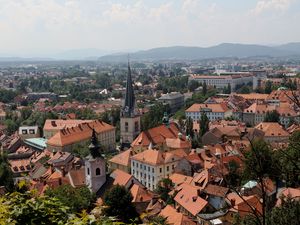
xmin=120 ymin=61 xmax=141 ymax=148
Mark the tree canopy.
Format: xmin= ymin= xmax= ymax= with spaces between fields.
xmin=103 ymin=185 xmax=138 ymax=223
xmin=45 ymin=185 xmax=96 ymax=213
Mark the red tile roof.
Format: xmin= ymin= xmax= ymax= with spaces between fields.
xmin=131 ymin=149 xmax=182 ymax=166
xmin=131 ymin=122 xmax=184 ymax=148
xmin=160 ymin=205 xmax=196 ymax=225
xmin=47 ymin=120 xmax=114 ymax=147
xmin=174 ymin=183 xmax=208 ymax=216
xmin=109 ymin=149 xmax=132 ymax=167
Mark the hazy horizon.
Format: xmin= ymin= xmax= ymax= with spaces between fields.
xmin=0 ymin=0 xmax=299 ymax=57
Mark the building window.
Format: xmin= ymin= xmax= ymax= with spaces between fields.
xmin=87 ymin=168 xmax=90 ymax=175
xmin=125 ymin=122 xmax=128 ymax=132
xmin=29 ymin=129 xmax=35 ymax=134
xmin=172 ymin=164 xmax=175 ymax=170
xmin=135 ymin=121 xmax=139 ymax=132
xmin=152 ymin=168 xmax=154 ymax=173
xmin=96 ymin=168 xmax=101 ymax=176
xmin=132 ymin=161 xmax=135 ymax=167
xmin=167 ymin=166 xmax=169 ymax=172
xmin=160 ymin=168 xmax=162 ymax=173
xmin=22 ymin=130 xmax=28 ymax=134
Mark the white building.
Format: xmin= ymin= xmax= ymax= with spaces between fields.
xmin=185 ymin=103 xmax=231 ymax=122
xmin=189 ymin=73 xmax=254 ymax=91
xmin=131 ymin=149 xmax=182 ymax=191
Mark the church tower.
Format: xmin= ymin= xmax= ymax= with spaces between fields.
xmin=120 ymin=60 xmax=141 ymax=148
xmin=85 ymin=129 xmax=106 ymax=193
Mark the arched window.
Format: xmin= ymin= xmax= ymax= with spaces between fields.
xmin=96 ymin=168 xmax=101 ymax=176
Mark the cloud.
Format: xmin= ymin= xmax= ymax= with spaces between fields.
xmin=0 ymin=0 xmax=298 ymax=55
xmin=252 ymin=0 xmax=294 ymax=14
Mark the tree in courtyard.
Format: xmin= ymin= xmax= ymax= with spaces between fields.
xmin=264 ymin=80 xmax=272 ymax=94
xmin=188 ymin=80 xmax=199 ymax=92
xmin=202 ymin=81 xmax=207 ymax=96
xmin=103 ymin=185 xmax=138 ymax=223
xmin=199 ymin=112 xmax=209 ymax=137
xmin=155 ymin=178 xmax=174 ymax=205
xmin=185 ymin=116 xmax=194 ymax=138
xmin=264 ymin=110 xmax=280 ymax=123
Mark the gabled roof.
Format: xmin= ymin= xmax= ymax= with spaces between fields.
xmin=110 ymin=169 xmax=133 ymax=187
xmin=204 ymin=184 xmax=229 ymax=198
xmin=255 ymin=122 xmax=289 ymax=137
xmin=47 ymin=120 xmax=114 ymax=147
xmin=109 ymin=149 xmax=132 ymax=167
xmin=131 ymin=149 xmax=182 ymax=166
xmin=68 ymin=167 xmax=86 ymax=187
xmin=169 ymin=173 xmax=194 ymax=187
xmin=226 ymin=193 xmax=262 ymax=217
xmin=43 ymin=119 xmax=93 ymax=131
xmin=186 ymin=103 xmax=229 ymax=113
xmin=131 ymin=122 xmax=182 ymax=148
xmin=130 ymin=184 xmax=154 ymax=203
xmin=160 ymin=205 xmax=196 ymax=225
xmin=244 ymin=103 xmax=276 ymax=114
xmin=174 ymin=183 xmax=208 ymax=216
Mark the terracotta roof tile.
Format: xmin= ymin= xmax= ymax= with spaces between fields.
xmin=174 ymin=183 xmax=208 ymax=216
xmin=47 ymin=120 xmax=114 ymax=147
xmin=109 ymin=149 xmax=132 ymax=167
xmin=110 ymin=169 xmax=133 ymax=186
xmin=186 ymin=103 xmax=229 ymax=113
xmin=160 ymin=205 xmax=196 ymax=225
xmin=255 ymin=122 xmax=289 ymax=137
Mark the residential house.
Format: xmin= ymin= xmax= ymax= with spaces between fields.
xmin=131 ymin=149 xmax=182 ymax=191
xmin=43 ymin=119 xmax=93 ymax=139
xmin=159 ymin=205 xmax=196 ymax=225
xmin=158 ymin=92 xmax=185 ymax=113
xmin=46 ymin=120 xmax=116 ymax=152
xmin=186 ymin=103 xmax=231 ymax=122
xmin=131 ymin=122 xmax=190 ymax=154
xmin=108 ymin=149 xmax=132 ymax=173
xmin=173 ymin=182 xmax=208 ymax=223
xmin=255 ymin=122 xmax=289 ymax=143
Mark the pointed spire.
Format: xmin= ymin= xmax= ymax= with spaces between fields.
xmin=123 ymin=56 xmax=135 ymax=117
xmin=89 ymin=128 xmax=102 ymax=158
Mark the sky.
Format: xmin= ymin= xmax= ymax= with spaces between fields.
xmin=0 ymin=0 xmax=299 ymax=56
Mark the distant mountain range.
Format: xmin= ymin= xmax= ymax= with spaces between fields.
xmin=99 ymin=42 xmax=300 ymax=61
xmin=0 ymin=43 xmax=300 ymax=62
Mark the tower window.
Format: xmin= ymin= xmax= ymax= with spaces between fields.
xmin=135 ymin=121 xmax=139 ymax=132
xmin=96 ymin=168 xmax=101 ymax=176
xmin=125 ymin=122 xmax=129 ymax=132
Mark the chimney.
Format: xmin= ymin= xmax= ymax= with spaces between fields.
xmin=230 ymin=198 xmax=236 ymax=206
xmin=192 ymin=196 xmax=197 ymax=202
